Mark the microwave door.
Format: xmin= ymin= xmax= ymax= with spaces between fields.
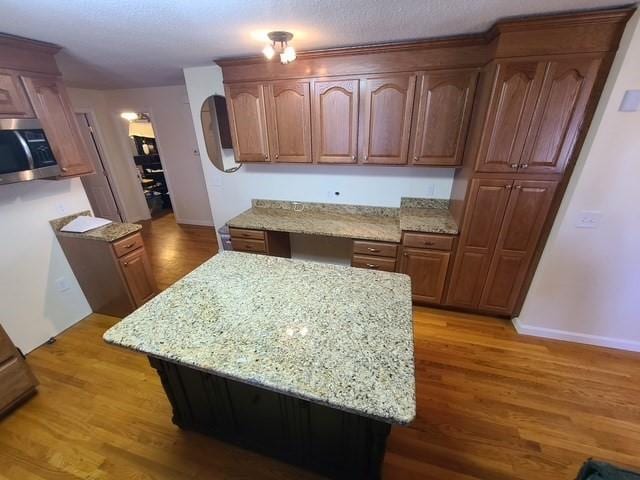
xmin=0 ymin=130 xmax=31 ymax=174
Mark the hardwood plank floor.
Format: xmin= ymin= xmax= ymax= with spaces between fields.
xmin=1 ymin=216 xmax=639 ymax=479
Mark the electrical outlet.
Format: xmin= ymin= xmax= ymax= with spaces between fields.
xmin=425 ymin=184 xmax=436 ymax=197
xmin=55 ymin=276 xmax=71 ymax=292
xmin=327 ymin=190 xmax=341 ymax=200
xmin=576 ymin=210 xmax=602 ymax=229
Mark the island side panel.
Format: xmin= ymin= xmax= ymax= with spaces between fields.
xmin=148 ymin=357 xmax=391 ymax=480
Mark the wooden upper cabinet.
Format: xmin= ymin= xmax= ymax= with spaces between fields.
xmin=479 ymin=180 xmax=558 ymax=314
xmin=225 ymin=83 xmax=270 ymax=162
xmin=446 ymin=178 xmax=512 ymax=309
xmin=361 ymin=75 xmax=415 ymax=165
xmin=519 ymin=57 xmax=600 ymax=174
xmin=410 ymin=70 xmax=478 ymax=166
xmin=475 ymin=61 xmax=545 ymax=173
xmin=21 ymin=75 xmax=94 ymax=177
xmin=266 ymin=81 xmax=312 ymax=163
xmin=312 ymin=79 xmax=359 ymax=164
xmin=0 ymin=69 xmax=34 ymax=118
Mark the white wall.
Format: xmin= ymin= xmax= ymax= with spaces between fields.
xmin=183 ymin=65 xmax=454 ymax=243
xmin=68 ymin=85 xmax=213 ymax=226
xmin=515 ymin=11 xmax=640 ymax=352
xmin=0 ymin=178 xmax=92 ymax=353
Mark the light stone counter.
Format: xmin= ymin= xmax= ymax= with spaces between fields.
xmin=50 ymin=211 xmax=141 ymax=242
xmin=103 ymin=251 xmax=416 ymax=424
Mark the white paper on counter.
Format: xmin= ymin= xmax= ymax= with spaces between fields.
xmin=60 ymin=216 xmax=112 ymax=233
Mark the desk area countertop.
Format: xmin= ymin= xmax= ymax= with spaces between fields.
xmin=227 ymin=198 xmax=458 ymax=242
xmin=104 ymin=251 xmax=416 ymax=424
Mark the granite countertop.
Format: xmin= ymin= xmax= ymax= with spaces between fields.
xmin=227 ymin=198 xmax=458 ymax=241
xmin=103 ymin=251 xmax=416 ymax=424
xmin=400 ymin=198 xmax=459 ymax=235
xmin=50 ymin=211 xmax=142 ymax=242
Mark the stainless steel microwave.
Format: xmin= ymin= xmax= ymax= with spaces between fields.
xmin=0 ymin=118 xmax=59 ymax=185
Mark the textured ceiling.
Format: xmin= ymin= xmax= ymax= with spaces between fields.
xmin=0 ymin=0 xmax=631 ymax=89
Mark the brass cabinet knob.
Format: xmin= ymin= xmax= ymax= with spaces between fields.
xmin=123 ymin=262 xmax=128 ymax=266
xmin=61 ymin=167 xmax=68 ymax=172
xmin=351 ymin=155 xmax=356 ymax=161
xmin=365 ymin=264 xmax=380 ymax=269
xmin=505 ymin=184 xmax=512 ymax=189
xmin=364 ymin=155 xmax=368 ymax=161
xmin=510 ymin=163 xmax=518 ymax=169
xmin=367 ymin=248 xmax=380 ymax=252
xmin=275 ymin=153 xmax=279 ymax=159
xmin=264 ymin=154 xmax=269 ymax=160
xmin=413 ymin=156 xmax=418 ymax=162
xmin=521 ymin=164 xmax=528 ymax=169
xmin=515 ymin=185 xmax=522 ymax=190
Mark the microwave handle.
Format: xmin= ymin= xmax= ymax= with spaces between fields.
xmin=14 ymin=131 xmax=34 ymax=169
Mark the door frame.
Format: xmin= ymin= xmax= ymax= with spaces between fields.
xmin=75 ymin=108 xmax=126 ymax=222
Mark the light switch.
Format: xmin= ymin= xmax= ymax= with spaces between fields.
xmin=576 ymin=210 xmax=602 ymax=229
xmin=619 ymin=90 xmax=640 ymax=112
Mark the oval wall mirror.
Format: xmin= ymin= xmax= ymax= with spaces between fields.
xmin=200 ymin=95 xmax=240 ymax=173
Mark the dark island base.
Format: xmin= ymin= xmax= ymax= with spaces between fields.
xmin=149 ymin=357 xmax=391 ymax=480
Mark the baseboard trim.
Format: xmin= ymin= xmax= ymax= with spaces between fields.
xmin=175 ymin=218 xmax=214 ymax=227
xmin=512 ymin=317 xmax=640 ymax=352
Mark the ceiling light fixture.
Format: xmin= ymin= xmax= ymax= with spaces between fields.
xmin=263 ymin=31 xmax=296 ymax=64
xmin=120 ymin=112 xmax=139 ymax=121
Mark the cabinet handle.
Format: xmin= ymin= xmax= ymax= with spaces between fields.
xmin=515 ymin=185 xmax=522 ymax=190
xmin=264 ymin=154 xmax=269 ymax=160
xmin=365 ymin=264 xmax=380 ymax=269
xmin=60 ymin=167 xmax=68 ymax=172
xmin=521 ymin=164 xmax=528 ymax=169
xmin=413 ymin=156 xmax=418 ymax=162
xmin=367 ymin=247 xmax=380 ymax=253
xmin=124 ymin=243 xmax=135 ymax=249
xmin=505 ymin=184 xmax=512 ymax=189
xmin=423 ymin=241 xmax=435 ymax=246
xmin=510 ymin=163 xmax=518 ymax=169
xmin=364 ymin=155 xmax=368 ymax=161
xmin=123 ymin=262 xmax=128 ymax=266
xmin=275 ymin=153 xmax=279 ymax=159
xmin=351 ymin=155 xmax=356 ymax=161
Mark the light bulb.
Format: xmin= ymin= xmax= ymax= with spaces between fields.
xmin=262 ymin=44 xmax=275 ymax=60
xmin=284 ymin=45 xmax=296 ymax=62
xmin=120 ymin=112 xmax=138 ymax=121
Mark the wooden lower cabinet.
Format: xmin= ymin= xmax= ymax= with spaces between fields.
xmin=229 ymin=228 xmax=291 ymax=257
xmin=57 ymin=231 xmax=157 ymax=317
xmin=400 ymin=248 xmax=451 ymax=304
xmin=119 ymin=248 xmax=156 ymax=307
xmin=0 ymin=325 xmax=37 ymax=416
xmin=447 ymin=178 xmax=558 ymax=315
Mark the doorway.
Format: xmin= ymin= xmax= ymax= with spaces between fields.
xmin=76 ymin=113 xmax=123 ymax=222
xmin=123 ymin=113 xmax=172 ymax=219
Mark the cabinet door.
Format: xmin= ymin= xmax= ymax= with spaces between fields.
xmin=446 ymin=179 xmax=512 ymax=308
xmin=266 ymin=81 xmax=312 ymax=163
xmin=410 ymin=70 xmax=478 ymax=166
xmin=312 ymin=79 xmax=359 ymax=164
xmin=0 ymin=70 xmax=34 ymax=118
xmin=475 ymin=61 xmax=545 ymax=173
xmin=119 ymin=248 xmax=157 ymax=307
xmin=479 ymin=180 xmax=558 ymax=315
xmin=21 ymin=75 xmax=94 ymax=176
xmin=361 ymin=75 xmax=415 ymax=165
xmin=225 ymin=83 xmax=270 ymax=162
xmin=400 ymin=248 xmax=450 ymax=304
xmin=519 ymin=58 xmax=600 ymax=174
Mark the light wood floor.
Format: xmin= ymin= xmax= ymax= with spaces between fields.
xmin=1 ymin=216 xmax=639 ymax=479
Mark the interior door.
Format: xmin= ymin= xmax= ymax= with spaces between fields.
xmin=446 ymin=178 xmax=513 ymax=308
xmin=312 ymin=79 xmax=359 ymax=164
xmin=266 ymin=81 xmax=312 ymax=163
xmin=479 ymin=180 xmax=558 ymax=315
xmin=410 ymin=69 xmax=478 ymax=166
xmin=474 ymin=61 xmax=546 ymax=173
xmin=225 ymin=83 xmax=270 ymax=162
xmin=75 ymin=113 xmax=122 ymax=222
xmin=360 ymin=75 xmax=415 ymax=165
xmin=21 ymin=75 xmax=94 ymax=176
xmin=519 ymin=57 xmax=601 ymax=174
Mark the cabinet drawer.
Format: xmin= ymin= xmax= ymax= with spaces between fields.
xmin=352 ymin=240 xmax=398 ymax=258
xmin=229 ymin=228 xmax=265 ymax=240
xmin=0 ymin=356 xmax=36 ymax=413
xmin=113 ymin=232 xmax=144 ymax=257
xmin=231 ymin=238 xmax=267 ymax=254
xmin=351 ymin=254 xmax=396 ymax=272
xmin=403 ymin=232 xmax=454 ymax=251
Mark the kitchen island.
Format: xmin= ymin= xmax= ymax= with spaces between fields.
xmin=104 ymin=252 xmax=415 ymax=479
